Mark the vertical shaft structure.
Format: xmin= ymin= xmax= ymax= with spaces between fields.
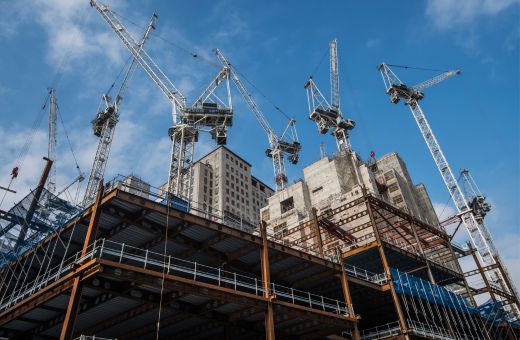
xmin=47 ymin=89 xmax=57 ymax=194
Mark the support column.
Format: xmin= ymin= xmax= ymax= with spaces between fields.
xmin=60 ymin=181 xmax=104 ymax=340
xmin=363 ymin=187 xmax=409 ymax=336
xmin=260 ymin=221 xmax=275 ymax=340
xmin=468 ymin=242 xmax=497 ymax=303
xmin=311 ymin=208 xmax=324 ymax=257
xmin=338 ymin=249 xmax=361 ymax=340
xmin=408 ymin=220 xmax=436 ymax=284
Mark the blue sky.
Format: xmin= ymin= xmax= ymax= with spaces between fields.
xmin=0 ymin=0 xmax=518 ymax=285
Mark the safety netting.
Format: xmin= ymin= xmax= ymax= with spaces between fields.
xmin=0 ymin=188 xmax=81 ymax=267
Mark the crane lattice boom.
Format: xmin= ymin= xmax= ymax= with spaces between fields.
xmin=215 ymin=49 xmax=301 ymax=191
xmin=83 ymin=10 xmax=156 ymax=206
xmin=378 ymin=62 xmax=519 ymax=315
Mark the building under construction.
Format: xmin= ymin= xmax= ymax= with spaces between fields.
xmin=1 ymin=0 xmax=519 ymax=339
xmin=0 ymin=148 xmax=519 ymax=339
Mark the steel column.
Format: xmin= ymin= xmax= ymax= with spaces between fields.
xmin=338 ymin=249 xmax=360 ymax=340
xmin=311 ymin=207 xmax=324 ymax=257
xmin=260 ymin=221 xmax=275 ymax=340
xmin=363 ymin=187 xmax=409 ymax=336
xmin=60 ymin=181 xmax=104 ymax=340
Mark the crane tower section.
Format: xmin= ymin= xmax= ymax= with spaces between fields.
xmin=378 ymin=62 xmax=519 ymax=316
xmin=304 ymin=39 xmax=355 ymax=153
xmin=82 ymin=10 xmax=156 ymax=207
xmin=47 ymin=88 xmax=57 ymax=194
xmin=91 ymin=1 xmax=233 ymax=199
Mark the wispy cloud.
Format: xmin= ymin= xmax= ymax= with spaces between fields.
xmin=365 ymin=38 xmax=381 ymax=49
xmin=425 ymin=0 xmax=519 ymax=30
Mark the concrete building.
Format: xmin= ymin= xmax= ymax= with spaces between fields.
xmin=261 ymin=150 xmax=440 ymax=255
xmin=184 ymin=146 xmax=274 ymax=230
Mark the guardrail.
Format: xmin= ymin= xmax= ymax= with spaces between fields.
xmin=343 ymin=264 xmax=387 ymax=285
xmin=1 ymin=239 xmax=353 ymax=318
xmin=361 ymin=321 xmax=401 ymax=339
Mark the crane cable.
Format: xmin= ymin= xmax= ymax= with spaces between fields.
xmin=386 ymin=64 xmax=451 ymax=73
xmin=111 ymin=9 xmax=294 ymax=122
xmin=0 ymin=92 xmax=50 ymax=209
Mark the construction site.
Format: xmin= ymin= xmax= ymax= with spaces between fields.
xmin=0 ymin=1 xmax=519 ymax=339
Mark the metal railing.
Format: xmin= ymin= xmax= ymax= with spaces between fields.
xmin=343 ymin=264 xmax=387 ymax=285
xmin=1 ymin=239 xmax=353 ymax=317
xmin=361 ymin=321 xmax=401 ymax=339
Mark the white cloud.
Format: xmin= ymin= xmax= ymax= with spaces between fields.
xmin=365 ymin=38 xmax=381 ymax=48
xmin=425 ymin=0 xmax=519 ymax=30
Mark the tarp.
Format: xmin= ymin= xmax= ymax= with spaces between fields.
xmin=390 ymin=267 xmax=476 ymax=314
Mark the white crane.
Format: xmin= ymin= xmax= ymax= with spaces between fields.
xmin=304 ymin=39 xmax=355 ymax=152
xmin=378 ymin=63 xmax=519 ymax=315
xmin=82 ymin=11 xmax=157 ymax=206
xmin=90 ymin=1 xmax=233 ymax=200
xmin=47 ymin=88 xmax=57 ymax=194
xmin=215 ymin=49 xmax=301 ymax=191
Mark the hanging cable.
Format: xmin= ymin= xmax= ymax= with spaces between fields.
xmin=156 ymin=192 xmax=172 ymax=339
xmin=386 ymin=64 xmax=451 ymax=73
xmin=111 ymin=10 xmax=220 ymax=69
xmin=308 ymin=44 xmax=329 ymax=80
xmin=56 ymin=106 xmax=82 ymax=177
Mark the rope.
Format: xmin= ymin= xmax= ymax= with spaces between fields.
xmin=156 ymin=191 xmax=172 ymax=338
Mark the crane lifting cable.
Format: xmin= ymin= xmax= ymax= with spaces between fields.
xmin=385 ymin=64 xmax=452 ymax=73
xmin=111 ymin=10 xmax=220 ymax=69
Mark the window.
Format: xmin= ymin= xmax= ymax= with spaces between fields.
xmin=240 ymin=163 xmax=243 ymax=169
xmin=280 ymin=197 xmax=294 ymax=214
xmin=384 ymin=171 xmax=394 ymax=180
xmin=274 ymin=222 xmax=287 ymax=238
xmin=388 ymin=183 xmax=399 ymax=193
xmin=392 ymin=194 xmax=404 ymax=204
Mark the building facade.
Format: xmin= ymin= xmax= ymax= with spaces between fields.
xmin=186 ymin=146 xmax=274 ymax=230
xmin=261 ymin=150 xmax=440 ymax=255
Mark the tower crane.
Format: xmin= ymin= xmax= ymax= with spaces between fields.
xmin=82 ymin=10 xmax=157 ymax=207
xmin=47 ymin=88 xmax=57 ymax=194
xmin=215 ymin=49 xmax=301 ymax=191
xmin=304 ymin=39 xmax=355 ymax=152
xmin=378 ymin=63 xmax=520 ymax=315
xmin=90 ymin=0 xmax=233 ymax=200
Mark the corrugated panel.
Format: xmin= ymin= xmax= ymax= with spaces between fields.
xmin=269 ymin=255 xmax=300 ymax=273
xmin=109 ymin=224 xmax=156 ymax=246
xmin=178 ymin=294 xmax=210 ymax=305
xmin=182 ymin=225 xmax=216 ymax=243
xmin=24 ymin=307 xmax=59 ymax=321
xmin=75 ymin=296 xmax=140 ymax=331
xmin=239 ymin=249 xmax=261 ymax=265
xmin=215 ymin=303 xmax=242 ymax=313
xmin=211 ymin=236 xmax=246 ymax=253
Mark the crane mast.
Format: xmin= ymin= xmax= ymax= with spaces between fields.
xmin=82 ymin=10 xmax=156 ymax=206
xmin=215 ymin=49 xmax=301 ymax=191
xmin=91 ymin=1 xmax=234 ymax=199
xmin=378 ymin=62 xmax=520 ymax=315
xmin=304 ymin=39 xmax=355 ymax=152
xmin=47 ymin=88 xmax=57 ymax=194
